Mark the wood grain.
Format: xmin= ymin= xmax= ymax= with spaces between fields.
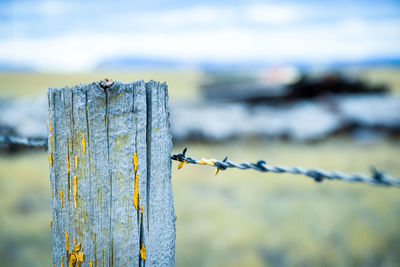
xmin=48 ymin=80 xmax=175 ymax=267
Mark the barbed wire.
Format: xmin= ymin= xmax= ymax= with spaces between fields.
xmin=172 ymin=147 xmax=400 ymax=187
xmin=1 ymin=136 xmax=399 ymax=187
xmin=0 ymin=135 xmax=48 ymax=149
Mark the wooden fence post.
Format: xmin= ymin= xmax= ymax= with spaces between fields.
xmin=48 ymin=80 xmax=175 ymax=267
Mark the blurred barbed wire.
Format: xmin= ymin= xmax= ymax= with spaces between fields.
xmin=1 ymin=136 xmax=399 ymax=187
xmin=0 ymin=135 xmax=48 ymax=149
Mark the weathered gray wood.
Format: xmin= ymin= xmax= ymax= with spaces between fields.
xmin=48 ymin=80 xmax=175 ymax=267
xmin=145 ymin=81 xmax=175 ymax=266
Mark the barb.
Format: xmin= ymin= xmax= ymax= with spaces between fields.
xmin=1 ymin=136 xmax=399 ymax=187
xmin=171 ymin=147 xmax=400 ymax=187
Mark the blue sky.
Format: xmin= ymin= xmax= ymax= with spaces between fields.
xmin=1 ymin=0 xmax=400 ymax=71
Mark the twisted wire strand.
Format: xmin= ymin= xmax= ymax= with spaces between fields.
xmin=171 ymin=147 xmax=400 ymax=187
xmin=1 ymin=136 xmax=399 ymax=187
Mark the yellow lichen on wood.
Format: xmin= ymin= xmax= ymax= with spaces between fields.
xmin=50 ymin=220 xmax=53 ymax=228
xmin=68 ymin=237 xmax=84 ymax=267
xmin=133 ymin=173 xmax=139 ymax=210
xmin=75 ymin=242 xmax=81 ymax=252
xmin=68 ymin=253 xmax=84 ymax=267
xmin=49 ymin=121 xmax=53 ymax=166
xmin=73 ymin=238 xmax=81 ymax=251
xmin=65 ymin=231 xmax=69 ymax=252
xmin=133 ymin=153 xmax=139 ymax=210
xmin=67 ymin=154 xmax=70 ymax=175
xmin=73 ymin=176 xmax=77 ymax=209
xmin=74 ymin=156 xmax=78 ymax=170
xmin=140 ymin=205 xmax=143 ymax=214
xmin=60 ymin=190 xmax=64 ymax=208
xmin=140 ymin=244 xmax=146 ymax=260
xmin=61 ymin=258 xmax=64 ymax=267
xmin=90 ymin=260 xmax=93 ymax=267
xmin=81 ymin=133 xmax=86 ymax=154
xmin=133 ymin=153 xmax=138 ymax=172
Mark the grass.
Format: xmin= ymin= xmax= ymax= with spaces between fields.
xmin=1 ymin=67 xmax=399 ymax=100
xmin=1 ymin=138 xmax=400 ymax=267
xmin=354 ymin=68 xmax=400 ymax=94
xmin=0 ymin=71 xmax=203 ymax=100
xmin=0 ymin=152 xmax=52 ymax=267
xmin=172 ymin=139 xmax=400 ymax=267
xmin=0 ymin=69 xmax=400 ymax=266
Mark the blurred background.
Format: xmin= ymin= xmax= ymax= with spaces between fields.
xmin=1 ymin=0 xmax=400 ymax=266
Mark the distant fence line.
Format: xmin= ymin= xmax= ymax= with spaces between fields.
xmin=1 ymin=135 xmax=399 ymax=188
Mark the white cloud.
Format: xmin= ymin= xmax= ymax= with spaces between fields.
xmin=37 ymin=1 xmax=71 ymax=17
xmin=245 ymin=4 xmax=305 ymax=24
xmin=1 ymin=3 xmax=400 ymax=70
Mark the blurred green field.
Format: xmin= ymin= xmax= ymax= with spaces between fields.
xmin=0 ymin=67 xmax=400 ymax=99
xmin=0 ymin=71 xmax=202 ymax=100
xmin=355 ymin=68 xmax=400 ymax=94
xmin=1 ymin=139 xmax=400 ymax=267
xmin=0 ymin=69 xmax=400 ymax=267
